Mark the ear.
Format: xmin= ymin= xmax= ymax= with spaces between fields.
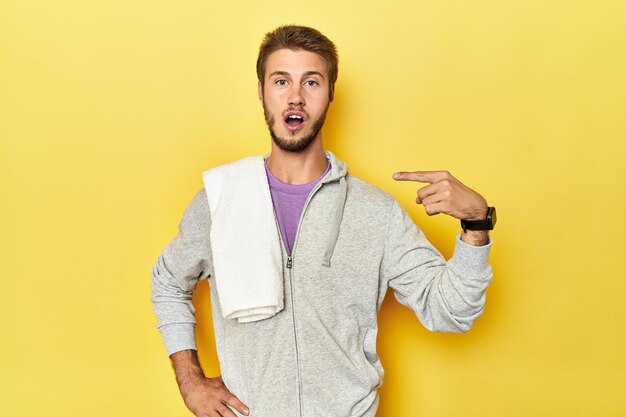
xmin=329 ymin=85 xmax=335 ymax=102
xmin=257 ymin=80 xmax=263 ymax=102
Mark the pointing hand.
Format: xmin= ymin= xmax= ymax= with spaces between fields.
xmin=392 ymin=170 xmax=488 ymax=221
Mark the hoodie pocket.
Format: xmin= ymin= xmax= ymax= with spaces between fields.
xmin=361 ymin=327 xmax=383 ymax=390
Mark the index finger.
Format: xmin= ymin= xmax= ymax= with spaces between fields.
xmin=392 ymin=170 xmax=451 ymax=183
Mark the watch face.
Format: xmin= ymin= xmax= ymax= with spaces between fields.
xmin=489 ymin=207 xmax=497 ymax=229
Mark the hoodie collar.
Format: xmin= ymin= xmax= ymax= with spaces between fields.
xmin=262 ymin=150 xmax=348 ymax=267
xmin=262 ymin=150 xmax=348 ymax=182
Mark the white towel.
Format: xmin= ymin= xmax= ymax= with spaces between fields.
xmin=202 ymin=156 xmax=284 ymax=323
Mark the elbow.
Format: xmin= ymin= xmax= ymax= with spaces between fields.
xmin=451 ymin=321 xmax=473 ymax=334
xmin=424 ymin=320 xmax=472 ymax=334
xmin=438 ymin=288 xmax=487 ymax=333
xmin=421 ymin=307 xmax=483 ymax=334
xmin=449 ymin=310 xmax=484 ymax=333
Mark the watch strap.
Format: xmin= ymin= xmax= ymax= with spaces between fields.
xmin=461 ymin=206 xmax=496 ymax=232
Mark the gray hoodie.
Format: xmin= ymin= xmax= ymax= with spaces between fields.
xmin=151 ymin=150 xmax=493 ymax=417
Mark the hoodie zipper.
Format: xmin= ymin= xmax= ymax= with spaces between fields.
xmin=277 ymin=178 xmax=328 ymax=417
xmin=288 ymin=176 xmax=329 ymax=267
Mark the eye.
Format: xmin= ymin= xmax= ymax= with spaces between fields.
xmin=275 ymin=79 xmax=288 ymax=86
xmin=305 ymin=80 xmax=318 ymax=87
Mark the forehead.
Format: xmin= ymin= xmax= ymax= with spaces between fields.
xmin=265 ymin=49 xmax=328 ymax=79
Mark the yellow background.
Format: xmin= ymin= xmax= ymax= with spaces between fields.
xmin=1 ymin=1 xmax=625 ymax=416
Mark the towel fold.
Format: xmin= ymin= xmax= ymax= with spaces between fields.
xmin=202 ymin=156 xmax=284 ymax=323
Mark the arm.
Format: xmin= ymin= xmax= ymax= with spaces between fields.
xmin=384 ymin=170 xmax=495 ymax=332
xmin=381 ymin=199 xmax=493 ymax=333
xmin=151 ymin=189 xmax=212 ymax=355
xmin=150 ymin=189 xmax=249 ymax=416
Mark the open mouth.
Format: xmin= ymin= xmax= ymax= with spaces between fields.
xmin=283 ymin=112 xmax=306 ymax=130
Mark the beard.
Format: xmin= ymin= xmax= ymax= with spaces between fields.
xmin=263 ymin=100 xmax=329 ymax=153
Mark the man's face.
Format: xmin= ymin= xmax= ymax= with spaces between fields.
xmin=258 ymin=48 xmax=333 ymax=153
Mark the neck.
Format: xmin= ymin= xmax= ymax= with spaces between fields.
xmin=265 ymin=139 xmax=328 ymax=185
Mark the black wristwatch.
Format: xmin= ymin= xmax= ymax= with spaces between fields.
xmin=460 ymin=206 xmax=497 ymax=232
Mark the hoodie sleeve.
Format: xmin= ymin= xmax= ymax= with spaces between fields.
xmin=150 ymin=188 xmax=213 ymax=355
xmin=381 ymin=199 xmax=493 ymax=333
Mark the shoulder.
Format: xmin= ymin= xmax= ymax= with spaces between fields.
xmin=345 ymin=172 xmax=397 ymax=206
xmin=191 ymin=187 xmax=208 ymax=206
xmin=182 ymin=187 xmax=210 ymax=225
xmin=202 ymin=155 xmax=262 ymax=179
xmin=346 ymin=173 xmax=395 ymax=204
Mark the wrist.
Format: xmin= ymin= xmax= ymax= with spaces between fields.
xmin=461 ymin=229 xmax=490 ymax=246
xmin=460 ymin=206 xmax=496 ymax=233
xmin=171 ymin=349 xmax=206 ymax=385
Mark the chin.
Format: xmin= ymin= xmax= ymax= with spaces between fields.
xmin=271 ymin=131 xmax=316 ymax=153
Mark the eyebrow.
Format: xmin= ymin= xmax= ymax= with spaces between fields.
xmin=268 ymin=70 xmax=325 ymax=79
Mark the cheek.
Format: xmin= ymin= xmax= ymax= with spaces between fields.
xmin=263 ymin=97 xmax=279 ymax=112
xmin=265 ymin=90 xmax=286 ymax=106
xmin=309 ymin=94 xmax=330 ymax=111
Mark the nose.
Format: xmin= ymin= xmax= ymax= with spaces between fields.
xmin=288 ymin=83 xmax=304 ymax=106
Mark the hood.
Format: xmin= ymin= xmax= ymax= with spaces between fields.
xmin=319 ymin=150 xmax=348 ymax=268
xmin=263 ymin=150 xmax=348 ymax=268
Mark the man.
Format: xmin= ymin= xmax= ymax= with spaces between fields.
xmin=151 ymin=25 xmax=495 ymax=417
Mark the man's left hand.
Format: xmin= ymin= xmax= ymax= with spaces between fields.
xmin=392 ymin=170 xmax=488 ymax=221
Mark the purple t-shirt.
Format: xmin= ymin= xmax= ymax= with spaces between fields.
xmin=264 ymin=158 xmax=332 ymax=256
